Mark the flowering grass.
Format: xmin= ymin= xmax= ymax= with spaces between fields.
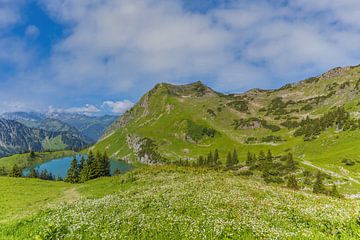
xmin=1 ymin=166 xmax=360 ymax=239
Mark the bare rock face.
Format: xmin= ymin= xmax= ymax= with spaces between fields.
xmin=319 ymin=66 xmax=351 ymax=80
xmin=126 ymin=134 xmax=159 ymax=164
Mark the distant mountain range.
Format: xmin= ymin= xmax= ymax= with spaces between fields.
xmin=0 ymin=112 xmax=118 ymax=157
xmin=0 ymin=118 xmax=87 ymax=157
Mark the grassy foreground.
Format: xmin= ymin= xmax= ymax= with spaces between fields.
xmin=0 ymin=166 xmax=360 ymax=239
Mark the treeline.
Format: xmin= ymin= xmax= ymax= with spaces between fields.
xmin=245 ymin=150 xmax=297 ymax=183
xmin=174 ymin=149 xmax=239 ymax=168
xmin=65 ymin=150 xmax=110 ymax=183
xmin=8 ymin=164 xmax=59 ymax=181
xmin=175 ymin=149 xmax=341 ymax=198
xmin=294 ymin=107 xmax=359 ymax=140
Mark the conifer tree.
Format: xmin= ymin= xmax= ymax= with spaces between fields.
xmin=226 ymin=152 xmax=233 ymax=167
xmin=313 ymin=171 xmax=325 ymax=194
xmin=259 ymin=150 xmax=265 ymax=161
xmin=197 ymin=156 xmax=205 ymax=166
xmin=266 ymin=150 xmax=273 ymax=162
xmin=246 ymin=151 xmax=252 ymax=165
xmin=29 ymin=151 xmax=36 ymax=159
xmin=80 ymin=151 xmax=95 ymax=182
xmin=233 ymin=149 xmax=239 ymax=165
xmin=287 ymin=175 xmax=299 ymax=190
xmin=28 ymin=168 xmax=38 ymax=178
xmin=65 ymin=157 xmax=80 ymax=183
xmin=87 ymin=150 xmax=97 ymax=180
xmin=286 ymin=153 xmax=297 ymax=171
xmin=214 ymin=149 xmax=220 ymax=165
xmin=94 ymin=151 xmax=103 ymax=178
xmin=79 ymin=156 xmax=85 ymax=172
xmin=102 ymin=151 xmax=110 ymax=176
xmin=330 ymin=184 xmax=341 ymax=198
xmin=10 ymin=164 xmax=23 ymax=177
xmin=113 ymin=168 xmax=121 ymax=176
xmin=207 ymin=151 xmax=213 ymax=166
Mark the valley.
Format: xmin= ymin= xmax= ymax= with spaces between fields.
xmin=2 ymin=66 xmax=360 ymax=239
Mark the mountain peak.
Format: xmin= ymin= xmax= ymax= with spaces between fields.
xmin=151 ymin=81 xmax=216 ymax=98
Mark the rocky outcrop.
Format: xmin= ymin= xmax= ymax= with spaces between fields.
xmin=126 ymin=134 xmax=164 ymax=164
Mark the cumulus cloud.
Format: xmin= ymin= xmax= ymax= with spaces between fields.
xmin=25 ymin=25 xmax=40 ymax=38
xmin=2 ymin=0 xmax=360 ymax=111
xmin=101 ymin=100 xmax=134 ymax=114
xmin=48 ymin=104 xmax=100 ymax=115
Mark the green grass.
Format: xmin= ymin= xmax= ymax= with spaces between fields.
xmin=1 ymin=166 xmax=360 ymax=239
xmin=41 ymin=135 xmax=67 ymax=151
xmin=0 ymin=177 xmax=72 ymax=223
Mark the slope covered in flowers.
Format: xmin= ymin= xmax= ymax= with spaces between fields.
xmin=1 ymin=166 xmax=360 ymax=239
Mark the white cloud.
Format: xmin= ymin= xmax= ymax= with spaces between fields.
xmin=2 ymin=0 xmax=360 ymax=110
xmin=101 ymin=100 xmax=134 ymax=114
xmin=25 ymin=25 xmax=40 ymax=38
xmin=48 ymin=104 xmax=100 ymax=115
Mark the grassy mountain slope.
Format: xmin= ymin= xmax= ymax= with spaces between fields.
xmin=1 ymin=166 xmax=359 ymax=239
xmin=93 ymin=65 xmax=360 ymax=193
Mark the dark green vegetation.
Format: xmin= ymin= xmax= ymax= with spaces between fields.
xmin=65 ymin=151 xmax=110 ymax=183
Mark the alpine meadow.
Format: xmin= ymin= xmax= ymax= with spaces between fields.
xmin=2 ymin=1 xmax=360 ymax=240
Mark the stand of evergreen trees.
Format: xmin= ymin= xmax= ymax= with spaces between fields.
xmin=294 ymin=106 xmax=358 ymax=140
xmin=65 ymin=151 xmax=110 ymax=183
xmin=9 ymin=164 xmax=57 ymax=180
xmin=245 ymin=150 xmax=298 ymax=184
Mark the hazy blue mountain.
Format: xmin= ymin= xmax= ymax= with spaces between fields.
xmin=0 ymin=118 xmax=88 ymax=157
xmin=1 ymin=112 xmax=118 ymax=142
xmin=46 ymin=113 xmax=118 ymax=141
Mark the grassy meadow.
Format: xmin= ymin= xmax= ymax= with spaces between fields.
xmin=0 ymin=166 xmax=360 ymax=239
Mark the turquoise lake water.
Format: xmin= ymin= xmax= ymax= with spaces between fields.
xmin=23 ymin=154 xmax=133 ymax=178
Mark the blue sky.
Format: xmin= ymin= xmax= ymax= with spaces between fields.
xmin=1 ymin=0 xmax=360 ymax=115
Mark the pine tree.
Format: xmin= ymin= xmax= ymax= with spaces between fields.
xmin=87 ymin=150 xmax=97 ymax=180
xmin=287 ymin=175 xmax=299 ymax=190
xmin=207 ymin=151 xmax=213 ymax=166
xmin=93 ymin=151 xmax=103 ymax=178
xmin=102 ymin=151 xmax=110 ymax=176
xmin=10 ymin=164 xmax=23 ymax=177
xmin=330 ymin=184 xmax=341 ymax=198
xmin=197 ymin=156 xmax=205 ymax=166
xmin=79 ymin=156 xmax=85 ymax=172
xmin=233 ymin=149 xmax=239 ymax=165
xmin=313 ymin=171 xmax=325 ymax=194
xmin=226 ymin=152 xmax=233 ymax=167
xmin=266 ymin=150 xmax=273 ymax=162
xmin=259 ymin=150 xmax=265 ymax=161
xmin=113 ymin=168 xmax=121 ymax=176
xmin=28 ymin=168 xmax=38 ymax=178
xmin=286 ymin=153 xmax=297 ymax=171
xmin=246 ymin=151 xmax=253 ymax=165
xmin=29 ymin=151 xmax=36 ymax=159
xmin=214 ymin=149 xmax=220 ymax=165
xmin=65 ymin=157 xmax=80 ymax=183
